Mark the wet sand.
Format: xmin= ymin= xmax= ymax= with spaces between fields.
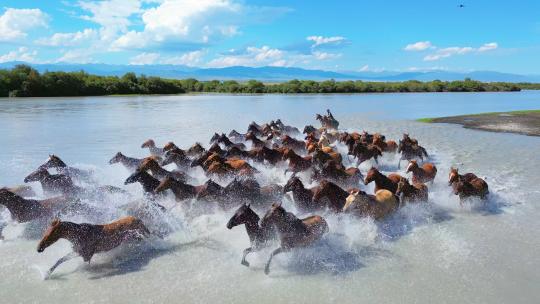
xmin=418 ymin=110 xmax=540 ymax=136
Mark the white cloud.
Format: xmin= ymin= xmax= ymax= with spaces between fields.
xmin=55 ymin=49 xmax=95 ymax=63
xmin=307 ymin=36 xmax=347 ymax=48
xmin=129 ymin=52 xmax=160 ymax=65
xmin=35 ymin=28 xmax=97 ymax=46
xmin=359 ymin=65 xmax=370 ymax=72
xmin=79 ymin=0 xmax=142 ymax=39
xmin=424 ymin=46 xmax=474 ymax=61
xmin=0 ymin=8 xmax=48 ymax=41
xmin=0 ymin=47 xmax=38 ymax=63
xmin=207 ymin=45 xmax=340 ymax=68
xmin=161 ymin=50 xmax=205 ymax=66
xmin=478 ymin=42 xmax=498 ymax=52
xmin=112 ymin=0 xmax=247 ymax=50
xmin=404 ymin=41 xmax=433 ymax=51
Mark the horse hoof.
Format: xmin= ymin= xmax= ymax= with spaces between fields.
xmin=241 ymin=261 xmax=250 ymax=267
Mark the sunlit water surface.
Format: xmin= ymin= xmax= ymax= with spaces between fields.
xmin=1 ymin=92 xmax=539 ymax=304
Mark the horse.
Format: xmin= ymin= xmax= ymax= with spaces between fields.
xmin=315 ymin=109 xmax=339 ymax=130
xmin=312 ymin=160 xmax=362 ymax=188
xmin=216 ymin=133 xmax=246 ymax=150
xmin=343 ymin=189 xmax=399 ymax=220
xmin=124 ymin=170 xmax=162 ymax=197
xmin=228 ymin=130 xmax=246 ymax=142
xmin=349 ymin=142 xmax=382 ymax=165
xmin=272 ymin=119 xmax=300 ymax=136
xmin=226 ymin=203 xmax=277 ymax=266
xmin=3 ymin=185 xmax=36 ymax=197
xmin=186 ymin=142 xmax=206 ymax=157
xmin=138 ymin=158 xmax=187 ymax=182
xmin=311 ymin=148 xmax=343 ymax=169
xmin=24 ymin=168 xmax=77 ymax=196
xmin=372 ymin=134 xmax=398 ymax=154
xmin=280 ymin=135 xmax=306 ymax=154
xmin=261 ymin=202 xmax=328 ymax=274
xmin=283 ymin=176 xmax=348 ymax=213
xmin=364 ymin=167 xmax=403 ymax=194
xmin=222 ymin=178 xmax=262 ymax=207
xmin=282 ymin=148 xmax=312 ymax=173
xmin=39 ymin=155 xmax=93 ymax=182
xmin=37 ymin=217 xmax=151 ymax=278
xmin=397 ymin=140 xmax=429 ymax=169
xmin=395 ymin=177 xmax=428 ymax=204
xmin=448 ymin=167 xmax=478 ymax=186
xmin=452 ymin=178 xmax=489 ymax=205
xmin=0 ymin=189 xmax=71 ymax=239
xmin=245 ymin=132 xmax=267 ymax=149
xmin=161 ymin=150 xmax=191 ymax=170
xmin=154 ymin=177 xmax=222 ymax=206
xmin=303 ymin=125 xmax=322 ymax=138
xmin=109 ymin=152 xmax=159 ymax=171
xmin=162 ymin=142 xmax=181 ymax=153
xmin=141 ymin=139 xmax=165 ymax=156
xmin=406 ymin=160 xmax=437 ymax=184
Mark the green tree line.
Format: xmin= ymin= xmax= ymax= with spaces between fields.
xmin=0 ymin=64 xmax=530 ymax=97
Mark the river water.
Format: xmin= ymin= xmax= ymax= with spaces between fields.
xmin=1 ymin=92 xmax=539 ymax=303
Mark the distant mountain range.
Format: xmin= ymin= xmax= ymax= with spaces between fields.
xmin=1 ymin=61 xmax=539 ymax=83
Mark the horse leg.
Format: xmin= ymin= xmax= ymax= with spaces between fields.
xmin=241 ymin=247 xmax=253 ymax=267
xmin=45 ymin=252 xmax=78 ymax=279
xmin=264 ymin=247 xmax=284 ymax=275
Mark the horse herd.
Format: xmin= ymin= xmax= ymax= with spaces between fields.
xmin=0 ymin=110 xmax=490 ymax=277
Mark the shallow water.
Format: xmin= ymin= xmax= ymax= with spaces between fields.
xmin=1 ymin=92 xmax=539 ymax=304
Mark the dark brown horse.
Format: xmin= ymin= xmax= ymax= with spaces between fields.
xmin=37 ymin=217 xmax=151 ymax=278
xmin=186 ymin=142 xmax=206 ymax=157
xmin=154 ymin=177 xmax=223 ymax=205
xmin=282 ymin=148 xmax=312 ymax=173
xmin=228 ymin=130 xmax=246 ymax=142
xmin=372 ymin=134 xmax=398 ymax=154
xmin=0 ymin=189 xmax=71 ymax=239
xmin=395 ymin=177 xmax=428 ymax=204
xmin=138 ymin=158 xmax=187 ymax=182
xmin=161 ymin=150 xmax=191 ymax=170
xmin=280 ymin=135 xmax=306 ymax=154
xmin=226 ymin=203 xmax=277 ymax=266
xmin=141 ymin=139 xmax=165 ymax=156
xmin=124 ymin=170 xmax=162 ymax=197
xmin=364 ymin=167 xmax=403 ymax=194
xmin=24 ymin=168 xmax=77 ymax=196
xmin=245 ymin=132 xmax=267 ymax=149
xmin=261 ymin=202 xmax=328 ymax=274
xmin=283 ymin=176 xmax=348 ymax=212
xmin=349 ymin=142 xmax=382 ymax=165
xmin=406 ymin=160 xmax=437 ymax=184
xmin=398 ymin=139 xmax=429 ymax=169
xmin=313 ymin=160 xmax=362 ymax=188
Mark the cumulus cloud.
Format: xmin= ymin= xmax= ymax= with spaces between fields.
xmin=129 ymin=52 xmax=160 ymax=65
xmin=35 ymin=29 xmax=98 ymax=46
xmin=404 ymin=41 xmax=433 ymax=51
xmin=55 ymin=49 xmax=96 ymax=63
xmin=79 ymin=0 xmax=142 ymax=39
xmin=478 ymin=42 xmax=498 ymax=52
xmin=424 ymin=46 xmax=474 ymax=61
xmin=307 ymin=36 xmax=347 ymax=48
xmin=0 ymin=8 xmax=48 ymax=41
xmin=129 ymin=50 xmax=206 ymax=66
xmin=0 ymin=47 xmax=38 ymax=63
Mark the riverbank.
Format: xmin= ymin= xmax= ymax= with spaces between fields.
xmin=417 ymin=110 xmax=540 ymax=136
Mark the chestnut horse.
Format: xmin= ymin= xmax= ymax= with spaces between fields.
xmin=283 ymin=176 xmax=349 ymax=213
xmin=226 ymin=203 xmax=277 ymax=266
xmin=395 ymin=177 xmax=428 ymax=204
xmin=261 ymin=202 xmax=328 ymax=274
xmin=452 ymin=179 xmax=489 ymax=204
xmin=343 ymin=189 xmax=399 ymax=220
xmin=138 ymin=158 xmax=187 ymax=182
xmin=280 ymin=135 xmax=306 ymax=154
xmin=406 ymin=160 xmax=437 ymax=184
xmin=448 ymin=167 xmax=478 ymax=186
xmin=364 ymin=167 xmax=403 ymax=194
xmin=372 ymin=134 xmax=398 ymax=154
xmin=37 ymin=217 xmax=151 ymax=278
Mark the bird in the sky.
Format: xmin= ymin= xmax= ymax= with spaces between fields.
xmin=458 ymin=4 xmax=465 ymax=8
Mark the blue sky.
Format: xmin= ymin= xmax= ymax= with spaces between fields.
xmin=1 ymin=0 xmax=539 ymax=74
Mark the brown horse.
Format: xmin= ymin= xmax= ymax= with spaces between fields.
xmin=313 ymin=160 xmax=362 ymax=188
xmin=280 ymin=135 xmax=306 ymax=154
xmin=37 ymin=217 xmax=151 ymax=278
xmin=226 ymin=203 xmax=277 ymax=266
xmin=372 ymin=134 xmax=398 ymax=153
xmin=364 ymin=167 xmax=403 ymax=194
xmin=452 ymin=178 xmax=489 ymax=204
xmin=138 ymin=158 xmax=187 ymax=182
xmin=283 ymin=176 xmax=348 ymax=213
xmin=245 ymin=132 xmax=267 ymax=149
xmin=398 ymin=140 xmax=429 ymax=169
xmin=282 ymin=148 xmax=312 ymax=173
xmin=3 ymin=185 xmax=36 ymax=197
xmin=24 ymin=168 xmax=77 ymax=196
xmin=39 ymin=155 xmax=93 ymax=182
xmin=124 ymin=170 xmax=162 ymax=197
xmin=186 ymin=142 xmax=206 ymax=157
xmin=406 ymin=160 xmax=437 ymax=184
xmin=154 ymin=177 xmax=223 ymax=205
xmin=261 ymin=202 xmax=329 ymax=274
xmin=448 ymin=167 xmax=478 ymax=186
xmin=349 ymin=142 xmax=382 ymax=165
xmin=109 ymin=152 xmax=160 ymax=171
xmin=161 ymin=150 xmax=191 ymax=170
xmin=0 ymin=189 xmax=71 ymax=239
xmin=311 ymin=148 xmax=343 ymax=169
xmin=343 ymin=189 xmax=399 ymax=220
xmin=395 ymin=177 xmax=428 ymax=203
xmin=141 ymin=139 xmax=165 ymax=156
xmin=228 ymin=130 xmax=246 ymax=142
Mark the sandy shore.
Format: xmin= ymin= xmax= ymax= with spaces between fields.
xmin=418 ymin=110 xmax=540 ymax=136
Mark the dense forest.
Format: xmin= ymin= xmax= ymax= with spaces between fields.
xmin=0 ymin=64 xmax=532 ymax=97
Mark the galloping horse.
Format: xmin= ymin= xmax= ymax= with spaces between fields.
xmin=261 ymin=202 xmax=328 ymax=274
xmin=343 ymin=189 xmax=399 ymax=220
xmin=141 ymin=139 xmax=165 ymax=157
xmin=24 ymin=168 xmax=77 ymax=196
xmin=448 ymin=167 xmax=478 ymax=186
xmin=37 ymin=217 xmax=151 ymax=278
xmin=39 ymin=155 xmax=93 ymax=182
xmin=226 ymin=203 xmax=277 ymax=266
xmin=364 ymin=167 xmax=403 ymax=194
xmin=395 ymin=177 xmax=428 ymax=204
xmin=406 ymin=160 xmax=437 ymax=184
xmin=283 ymin=176 xmax=348 ymax=213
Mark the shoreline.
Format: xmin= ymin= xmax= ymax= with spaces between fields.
xmin=417 ymin=110 xmax=540 ymax=136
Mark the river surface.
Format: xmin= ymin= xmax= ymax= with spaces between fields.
xmin=1 ymin=92 xmax=539 ymax=303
